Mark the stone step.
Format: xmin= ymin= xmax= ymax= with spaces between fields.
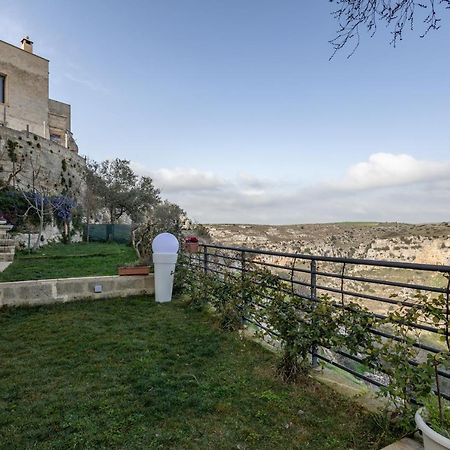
xmin=0 ymin=246 xmax=15 ymax=253
xmin=0 ymin=239 xmax=15 ymax=246
xmin=0 ymin=261 xmax=12 ymax=272
xmin=0 ymin=253 xmax=14 ymax=262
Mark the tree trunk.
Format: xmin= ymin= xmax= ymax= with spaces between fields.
xmin=86 ymin=203 xmax=91 ymax=243
xmin=33 ymin=203 xmax=44 ymax=252
xmin=86 ymin=216 xmax=90 ymax=242
xmin=64 ymin=221 xmax=69 ymax=244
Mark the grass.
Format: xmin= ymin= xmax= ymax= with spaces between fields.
xmin=0 ymin=242 xmax=138 ymax=282
xmin=0 ymin=296 xmax=397 ymax=449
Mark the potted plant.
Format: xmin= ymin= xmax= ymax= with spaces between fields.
xmin=414 ymin=287 xmax=450 ymax=450
xmin=184 ymin=236 xmax=199 ymax=253
xmin=415 ymin=396 xmax=450 ymax=450
xmin=118 ymin=258 xmax=150 ymax=276
xmin=376 ymin=290 xmax=450 ymax=448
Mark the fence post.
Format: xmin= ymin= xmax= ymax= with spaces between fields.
xmin=310 ymin=259 xmax=319 ymax=368
xmin=202 ymin=245 xmax=209 ymax=304
xmin=203 ymin=246 xmax=208 ymax=275
xmin=240 ymin=250 xmax=246 ymax=324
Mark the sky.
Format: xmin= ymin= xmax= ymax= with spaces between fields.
xmin=1 ymin=0 xmax=450 ymax=224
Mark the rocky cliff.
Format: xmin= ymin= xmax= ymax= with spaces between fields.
xmin=206 ymin=222 xmax=450 ymax=265
xmin=0 ymin=125 xmax=85 ymax=196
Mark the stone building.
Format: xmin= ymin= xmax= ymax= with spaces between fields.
xmin=0 ymin=36 xmax=78 ymax=152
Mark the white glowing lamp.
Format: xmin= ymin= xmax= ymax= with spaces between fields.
xmin=152 ymin=232 xmax=179 ymax=254
xmin=152 ymin=233 xmax=179 ymax=303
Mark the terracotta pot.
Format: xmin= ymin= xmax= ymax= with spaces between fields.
xmin=185 ymin=242 xmax=199 ymax=253
xmin=118 ymin=265 xmax=150 ymax=276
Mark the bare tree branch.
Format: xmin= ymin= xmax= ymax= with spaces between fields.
xmin=329 ymin=0 xmax=450 ymax=58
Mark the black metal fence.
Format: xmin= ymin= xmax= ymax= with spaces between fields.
xmin=184 ymin=243 xmax=450 ymax=400
xmin=84 ymin=224 xmax=131 ymax=244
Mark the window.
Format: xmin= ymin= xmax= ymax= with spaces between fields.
xmin=50 ymin=133 xmax=62 ymax=144
xmin=0 ymin=75 xmax=5 ymax=103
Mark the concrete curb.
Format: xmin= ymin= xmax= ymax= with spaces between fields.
xmin=0 ymin=274 xmax=155 ymax=308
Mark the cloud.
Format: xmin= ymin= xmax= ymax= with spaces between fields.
xmin=64 ymin=72 xmax=109 ymax=94
xmin=131 ymin=164 xmax=226 ymax=192
xmin=152 ymin=168 xmax=226 ymax=192
xmin=132 ymin=153 xmax=450 ymax=224
xmin=335 ymin=153 xmax=450 ymax=191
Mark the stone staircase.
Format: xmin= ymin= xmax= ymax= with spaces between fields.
xmin=0 ymin=220 xmax=15 ymax=272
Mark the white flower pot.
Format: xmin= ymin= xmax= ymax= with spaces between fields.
xmin=153 ymin=252 xmax=178 ymax=303
xmin=415 ymin=408 xmax=450 ymax=450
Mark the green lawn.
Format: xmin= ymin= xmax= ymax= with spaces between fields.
xmin=0 ymin=296 xmax=396 ymax=449
xmin=0 ymin=242 xmax=138 ymax=282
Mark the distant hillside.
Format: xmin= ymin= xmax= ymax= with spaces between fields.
xmin=206 ymin=222 xmax=450 ymax=265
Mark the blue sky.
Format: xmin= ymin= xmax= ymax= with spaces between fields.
xmin=1 ymin=1 xmax=450 ymax=223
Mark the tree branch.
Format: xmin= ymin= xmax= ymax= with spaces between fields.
xmin=329 ymin=0 xmax=450 ymax=58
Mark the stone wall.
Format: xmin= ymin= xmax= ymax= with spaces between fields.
xmin=48 ymin=99 xmax=78 ymax=152
xmin=14 ymin=225 xmax=83 ymax=250
xmin=0 ymin=40 xmax=49 ymax=136
xmin=0 ymin=125 xmax=85 ymax=195
xmin=0 ymin=274 xmax=155 ymax=308
xmin=48 ymin=99 xmax=71 ymax=133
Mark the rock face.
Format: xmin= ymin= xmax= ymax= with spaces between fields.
xmin=206 ymin=222 xmax=450 ymax=265
xmin=0 ymin=126 xmax=85 ymax=195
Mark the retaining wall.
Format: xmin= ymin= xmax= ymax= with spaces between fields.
xmin=0 ymin=125 xmax=85 ymax=194
xmin=0 ymin=274 xmax=154 ymax=307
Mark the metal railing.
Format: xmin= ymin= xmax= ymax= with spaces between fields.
xmin=183 ymin=243 xmax=450 ymax=400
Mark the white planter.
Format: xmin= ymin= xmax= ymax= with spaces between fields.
xmin=153 ymin=252 xmax=178 ymax=303
xmin=415 ymin=408 xmax=450 ymax=450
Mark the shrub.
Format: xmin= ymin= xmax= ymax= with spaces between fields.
xmin=180 ymin=256 xmax=450 ymax=434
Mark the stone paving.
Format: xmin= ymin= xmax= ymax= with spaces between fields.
xmin=381 ymin=437 xmax=423 ymax=450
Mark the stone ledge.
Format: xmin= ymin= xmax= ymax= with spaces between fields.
xmin=381 ymin=437 xmax=423 ymax=450
xmin=0 ymin=274 xmax=155 ymax=307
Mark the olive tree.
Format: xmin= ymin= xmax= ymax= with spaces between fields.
xmin=84 ymin=158 xmax=161 ymax=224
xmin=133 ymin=201 xmax=185 ymax=260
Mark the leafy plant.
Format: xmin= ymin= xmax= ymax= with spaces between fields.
xmin=180 ymin=252 xmax=450 ymax=435
xmin=6 ymin=140 xmax=18 ymax=163
xmin=85 ymin=158 xmax=160 ymax=224
xmin=422 ymin=396 xmax=450 ymax=439
xmin=0 ymin=188 xmax=42 ymax=229
xmin=174 ymin=253 xmax=206 ymax=309
xmin=51 ymin=195 xmax=77 ymax=243
xmin=417 ymin=283 xmax=450 ymax=437
xmin=369 ymin=289 xmax=450 ymax=432
xmin=267 ymin=293 xmax=376 ymax=382
xmin=207 ymin=271 xmax=244 ymax=330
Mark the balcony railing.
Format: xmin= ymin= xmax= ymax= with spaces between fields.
xmin=183 ymin=243 xmax=450 ymax=401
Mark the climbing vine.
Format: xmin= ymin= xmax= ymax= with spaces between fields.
xmin=180 ymin=256 xmax=450 ymax=433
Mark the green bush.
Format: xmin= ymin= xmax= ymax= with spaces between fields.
xmin=180 ymin=257 xmax=450 ymax=435
xmin=0 ymin=188 xmax=42 ymax=229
